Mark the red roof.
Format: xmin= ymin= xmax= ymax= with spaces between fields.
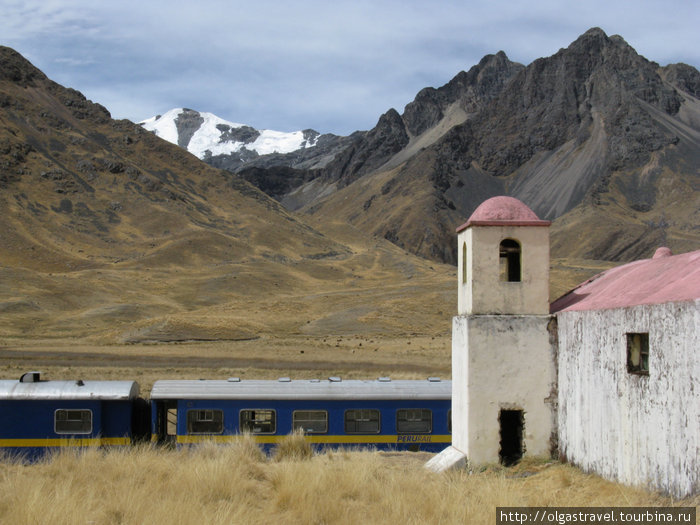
xmin=551 ymin=248 xmax=700 ymax=313
xmin=456 ymin=196 xmax=550 ymax=232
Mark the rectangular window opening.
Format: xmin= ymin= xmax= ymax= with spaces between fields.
xmin=293 ymin=410 xmax=328 ymax=434
xmin=396 ymin=408 xmax=432 ymax=433
xmin=186 ymin=409 xmax=224 ymax=434
xmin=344 ymin=409 xmax=380 ymax=434
xmin=626 ymin=332 xmax=649 ymax=375
xmin=240 ymin=409 xmax=276 ymax=434
xmin=55 ymin=409 xmax=92 ymax=435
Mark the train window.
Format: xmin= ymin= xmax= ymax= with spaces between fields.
xmin=186 ymin=409 xmax=224 ymax=434
xmin=293 ymin=410 xmax=328 ymax=434
xmin=344 ymin=409 xmax=380 ymax=434
xmin=240 ymin=409 xmax=276 ymax=434
xmin=396 ymin=409 xmax=432 ymax=433
xmin=54 ymin=409 xmax=92 ymax=434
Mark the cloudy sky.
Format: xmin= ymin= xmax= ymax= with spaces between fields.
xmin=3 ymin=1 xmax=699 ymax=135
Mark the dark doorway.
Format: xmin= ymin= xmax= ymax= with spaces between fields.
xmin=499 ymin=409 xmax=524 ymax=466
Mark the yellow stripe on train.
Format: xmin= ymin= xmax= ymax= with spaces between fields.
xmin=0 ymin=437 xmax=131 ymax=447
xmin=174 ymin=434 xmax=451 ymax=445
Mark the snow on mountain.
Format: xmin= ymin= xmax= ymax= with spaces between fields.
xmin=139 ymin=108 xmax=319 ymax=160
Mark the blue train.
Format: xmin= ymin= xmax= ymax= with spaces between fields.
xmin=0 ymin=372 xmax=149 ymax=459
xmin=0 ymin=372 xmax=451 ymax=458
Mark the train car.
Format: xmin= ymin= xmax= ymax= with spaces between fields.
xmin=150 ymin=377 xmax=452 ymax=452
xmin=0 ymin=372 xmax=148 ymax=460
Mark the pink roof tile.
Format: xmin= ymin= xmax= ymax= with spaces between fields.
xmin=456 ymin=196 xmax=550 ymax=232
xmin=551 ymin=248 xmax=700 ymax=313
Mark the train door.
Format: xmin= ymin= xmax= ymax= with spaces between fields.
xmin=154 ymin=400 xmax=178 ymax=444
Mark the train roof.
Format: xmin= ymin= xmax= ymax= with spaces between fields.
xmin=150 ymin=378 xmax=451 ymax=401
xmin=0 ymin=372 xmax=139 ymax=400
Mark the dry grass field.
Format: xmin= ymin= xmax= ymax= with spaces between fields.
xmin=0 ymin=334 xmax=453 ymax=395
xmin=0 ymin=437 xmax=694 ymax=525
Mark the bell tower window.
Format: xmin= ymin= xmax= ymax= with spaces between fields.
xmin=499 ymin=239 xmax=521 ymax=282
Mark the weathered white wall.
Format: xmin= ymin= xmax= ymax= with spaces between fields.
xmin=452 ymin=314 xmax=557 ymax=465
xmin=557 ymin=300 xmax=699 ymax=497
xmin=458 ymin=226 xmax=550 ymax=316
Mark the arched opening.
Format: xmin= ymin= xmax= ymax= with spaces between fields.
xmin=462 ymin=242 xmax=467 ymax=284
xmin=499 ymin=239 xmax=521 ymax=282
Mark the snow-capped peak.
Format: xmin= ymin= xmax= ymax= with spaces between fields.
xmin=139 ymin=108 xmax=319 ymax=160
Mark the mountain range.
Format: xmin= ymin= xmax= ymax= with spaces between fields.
xmin=0 ymin=44 xmax=455 ymax=343
xmin=1 ymin=27 xmax=698 ymax=344
xmin=145 ymin=28 xmax=699 ymax=265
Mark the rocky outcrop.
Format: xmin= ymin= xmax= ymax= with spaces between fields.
xmin=175 ymin=109 xmax=204 ymax=148
xmin=660 ymin=63 xmax=700 ymax=98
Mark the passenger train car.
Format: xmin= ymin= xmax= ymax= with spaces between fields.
xmin=150 ymin=377 xmax=452 ymax=452
xmin=0 ymin=372 xmax=149 ymax=459
xmin=0 ymin=372 xmax=451 ymax=458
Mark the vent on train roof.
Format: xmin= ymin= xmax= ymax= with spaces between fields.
xmin=19 ymin=371 xmax=41 ymax=383
xmin=328 ymin=376 xmax=342 ymax=382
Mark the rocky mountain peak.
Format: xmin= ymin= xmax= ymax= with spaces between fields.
xmin=402 ymin=50 xmax=523 ymax=136
xmin=291 ymin=28 xmax=699 ymax=266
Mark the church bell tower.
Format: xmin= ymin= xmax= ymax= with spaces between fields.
xmin=429 ymin=196 xmax=557 ymax=470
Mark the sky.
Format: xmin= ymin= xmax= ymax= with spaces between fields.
xmin=3 ymin=1 xmax=699 ymax=135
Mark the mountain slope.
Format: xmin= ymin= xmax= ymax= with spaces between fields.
xmin=301 ymin=28 xmax=700 ymax=264
xmin=0 ymin=46 xmax=454 ymax=343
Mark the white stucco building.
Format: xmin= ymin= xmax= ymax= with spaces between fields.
xmin=551 ymin=247 xmax=699 ymax=498
xmin=428 ymin=196 xmax=699 ymax=498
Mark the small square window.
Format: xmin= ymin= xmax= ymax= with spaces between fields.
xmin=626 ymin=333 xmax=649 ymax=375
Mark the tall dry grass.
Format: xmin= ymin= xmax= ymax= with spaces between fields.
xmin=0 ymin=444 xmax=694 ymax=525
